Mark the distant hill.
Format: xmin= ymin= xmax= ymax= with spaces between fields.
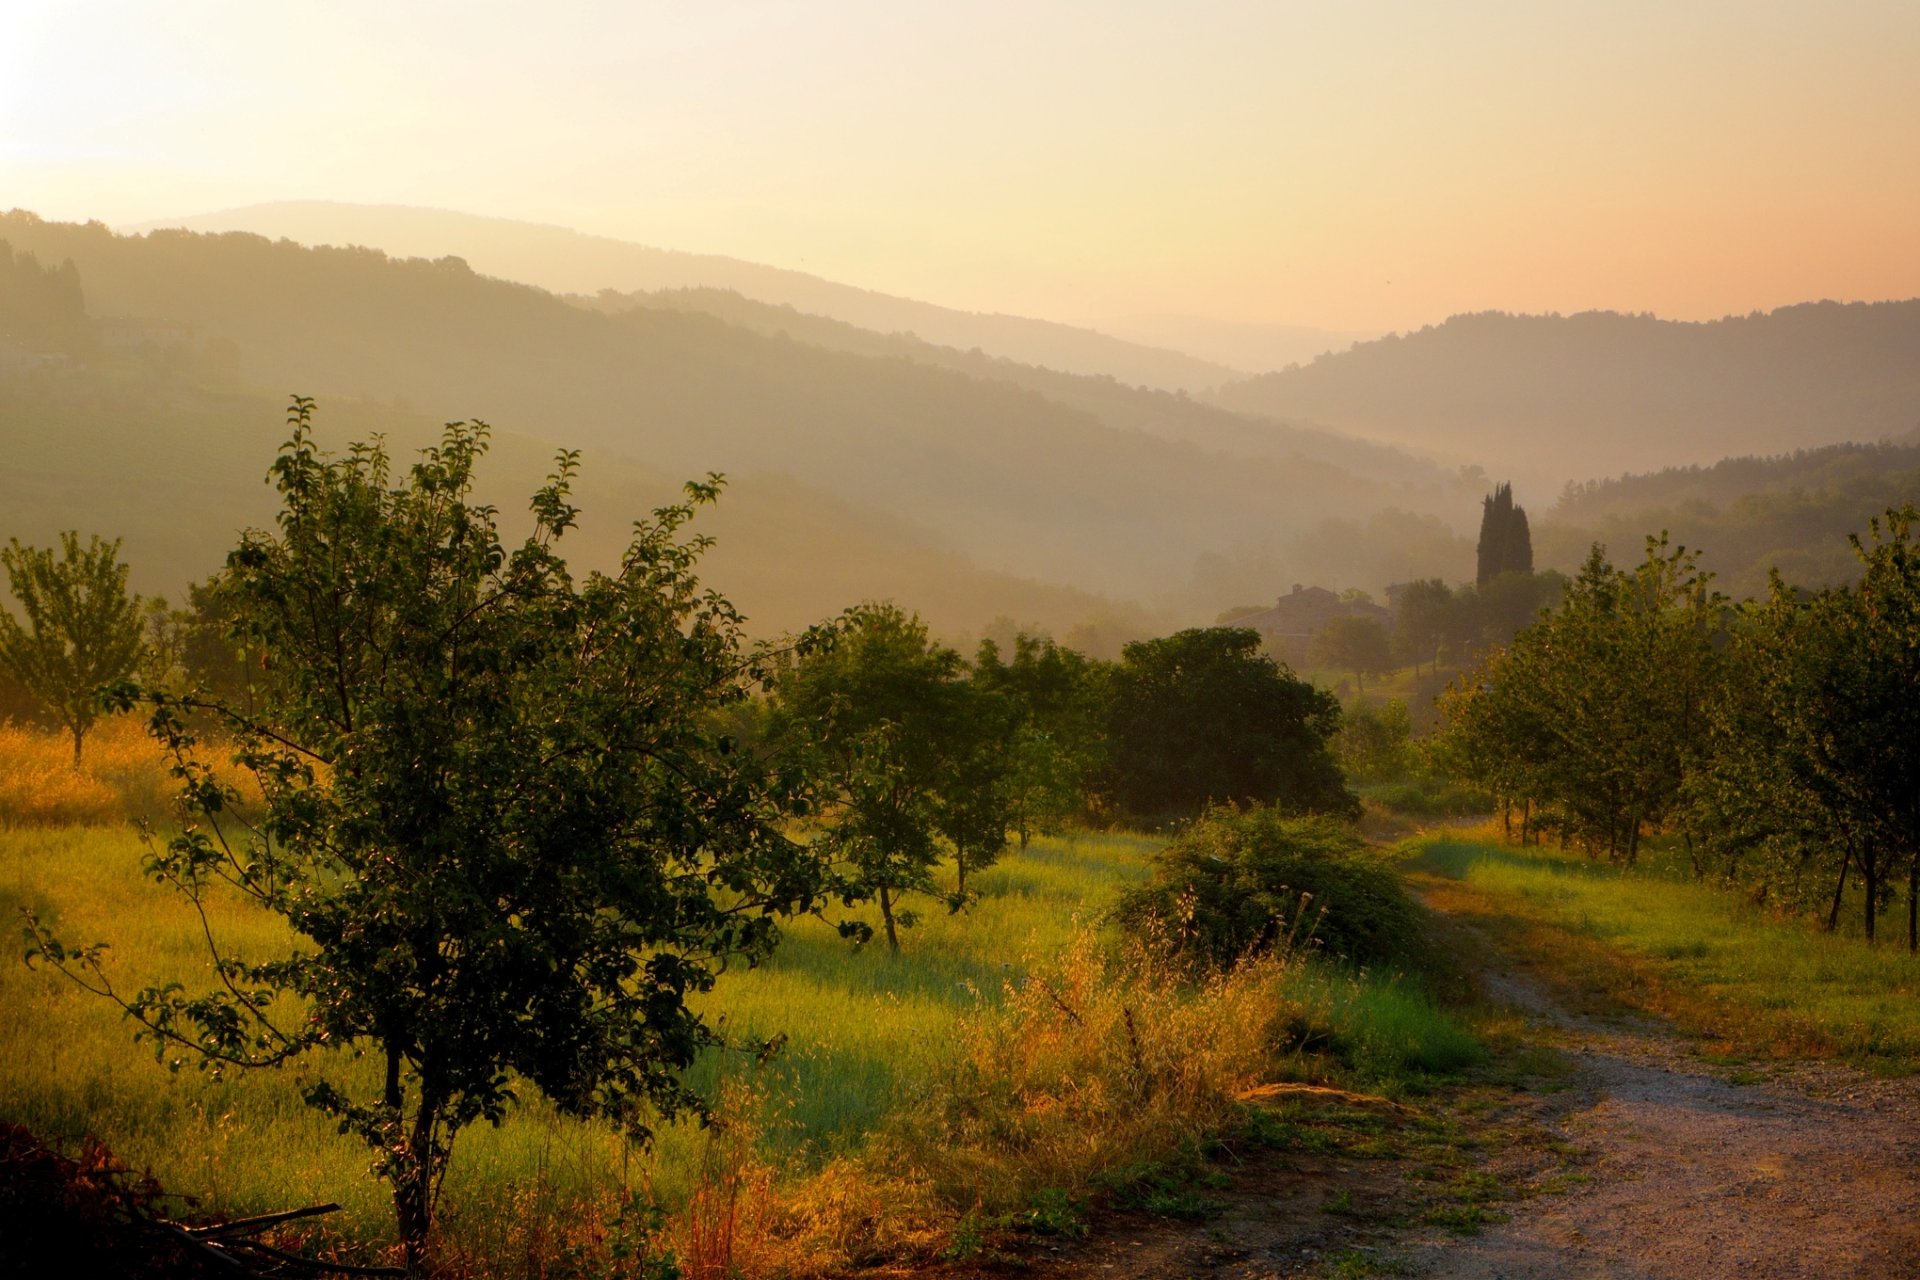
xmin=1211 ymin=304 xmax=1920 ymax=489
xmin=1536 ymin=440 xmax=1920 ymax=599
xmin=586 ymin=286 xmax=1446 ymax=488
xmin=131 ymin=201 xmax=1243 ymax=392
xmin=1091 ymin=313 xmax=1379 ymax=375
xmin=0 ymin=370 xmax=1149 ymax=647
xmin=0 ymin=211 xmax=1484 ymax=624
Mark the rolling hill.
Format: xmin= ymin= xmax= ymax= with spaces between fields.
xmin=131 ymin=201 xmax=1243 ymax=392
xmin=1212 ymin=304 xmax=1920 ymax=490
xmin=0 ymin=211 xmax=1486 ymax=632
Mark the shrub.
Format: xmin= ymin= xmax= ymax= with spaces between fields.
xmin=1113 ymin=807 xmax=1423 ymax=970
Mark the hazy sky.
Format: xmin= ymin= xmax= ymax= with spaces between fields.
xmin=4 ymin=0 xmax=1917 ymax=332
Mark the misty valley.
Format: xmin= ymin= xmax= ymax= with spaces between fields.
xmin=2 ymin=190 xmax=1918 ymax=1280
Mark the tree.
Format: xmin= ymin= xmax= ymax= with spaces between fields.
xmin=1309 ymin=614 xmax=1394 ymax=693
xmin=0 ymin=531 xmax=144 ymax=764
xmin=27 ymin=403 xmax=838 ymax=1271
xmin=1475 ymin=482 xmax=1533 ymax=585
xmin=972 ymin=632 xmax=1105 ymax=849
xmin=1437 ymin=537 xmax=1725 ymax=861
xmin=1335 ymin=698 xmax=1415 ymax=784
xmin=1390 ymin=578 xmax=1453 ymax=674
xmin=771 ymin=603 xmax=1007 ymax=948
xmin=1100 ymin=627 xmax=1356 ymax=820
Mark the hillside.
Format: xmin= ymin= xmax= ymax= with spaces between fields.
xmin=0 ymin=368 xmax=1148 ymax=646
xmin=0 ymin=212 xmax=1483 ymax=614
xmin=131 ymin=201 xmax=1242 ymax=392
xmin=1212 ymin=304 xmax=1920 ymax=488
xmin=585 ymin=286 xmax=1445 ymax=487
xmin=1535 ymin=439 xmax=1920 ymax=598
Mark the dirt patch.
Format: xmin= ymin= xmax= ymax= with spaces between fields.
xmin=933 ymin=890 xmax=1920 ymax=1280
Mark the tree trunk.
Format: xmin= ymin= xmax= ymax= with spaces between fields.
xmin=955 ymin=855 xmax=967 ymax=899
xmin=70 ymin=723 xmax=84 ymax=768
xmin=1826 ymin=847 xmax=1851 ymax=933
xmin=396 ymin=1092 xmax=441 ymax=1276
xmin=1863 ymin=836 xmax=1879 ymax=944
xmin=1908 ymin=850 xmax=1917 ymax=954
xmin=1501 ymin=799 xmax=1512 ymax=842
xmin=1520 ymin=798 xmax=1532 ymax=846
xmin=878 ymin=883 xmax=900 ymax=953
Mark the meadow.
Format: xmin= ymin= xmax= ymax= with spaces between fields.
xmin=1409 ymin=831 xmax=1920 ymax=1066
xmin=2 ymin=717 xmax=1479 ymax=1274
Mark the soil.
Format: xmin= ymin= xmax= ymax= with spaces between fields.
xmin=944 ymin=896 xmax=1920 ymax=1280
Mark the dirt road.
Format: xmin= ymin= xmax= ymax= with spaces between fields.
xmin=1397 ymin=966 xmax=1920 ymax=1279
xmin=1013 ymin=917 xmax=1920 ymax=1280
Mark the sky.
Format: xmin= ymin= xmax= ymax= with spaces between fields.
xmin=3 ymin=0 xmax=1918 ymax=333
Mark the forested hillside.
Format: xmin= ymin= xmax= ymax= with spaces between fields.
xmin=1536 ymin=440 xmax=1920 ymax=597
xmin=0 ymin=369 xmax=1141 ymax=644
xmin=0 ymin=212 xmax=1482 ymax=612
xmin=1213 ymin=304 xmax=1920 ymax=486
xmin=135 ymin=201 xmax=1242 ymax=390
xmin=584 ymin=285 xmax=1444 ymax=484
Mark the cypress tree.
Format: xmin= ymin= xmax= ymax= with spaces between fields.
xmin=1476 ymin=482 xmax=1534 ymax=585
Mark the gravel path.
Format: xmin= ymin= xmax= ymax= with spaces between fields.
xmin=1399 ymin=967 xmax=1920 ymax=1280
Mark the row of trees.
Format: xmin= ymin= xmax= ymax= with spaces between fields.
xmin=19 ymin=404 xmax=1358 ymax=1270
xmin=1301 ymin=570 xmax=1565 ymax=691
xmin=1434 ymin=511 xmax=1920 ymax=944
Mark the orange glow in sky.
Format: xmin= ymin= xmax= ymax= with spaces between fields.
xmin=3 ymin=0 xmax=1917 ymax=332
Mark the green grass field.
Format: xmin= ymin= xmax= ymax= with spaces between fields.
xmin=4 ymin=813 xmax=1486 ymax=1270
xmin=3 ymin=824 xmax=1170 ymax=1237
xmin=1408 ymin=832 xmax=1920 ymax=1066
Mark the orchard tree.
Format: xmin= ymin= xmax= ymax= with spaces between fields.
xmin=771 ymin=603 xmax=1009 ymax=948
xmin=1390 ymin=578 xmax=1453 ymax=674
xmin=0 ymin=531 xmax=143 ymax=764
xmin=1101 ymin=627 xmax=1355 ymax=820
xmin=27 ymin=402 xmax=842 ymax=1271
xmin=972 ymin=632 xmax=1105 ymax=849
xmin=1309 ymin=614 xmax=1394 ymax=693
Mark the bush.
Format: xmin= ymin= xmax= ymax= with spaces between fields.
xmin=1113 ymin=807 xmax=1423 ymax=970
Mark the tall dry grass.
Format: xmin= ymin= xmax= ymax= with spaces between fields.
xmin=0 ymin=716 xmax=179 ymax=827
xmin=0 ymin=715 xmax=259 ymax=828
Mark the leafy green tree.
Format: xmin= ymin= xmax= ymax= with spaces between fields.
xmin=972 ymin=632 xmax=1106 ymax=848
xmin=1100 ymin=627 xmax=1356 ymax=821
xmin=1309 ymin=614 xmax=1394 ymax=693
xmin=1335 ymin=698 xmax=1415 ymax=784
xmin=1437 ymin=537 xmax=1724 ymax=860
xmin=772 ymin=603 xmax=1009 ymax=947
xmin=27 ymin=403 xmax=836 ymax=1271
xmin=1390 ymin=578 xmax=1453 ymax=674
xmin=0 ymin=531 xmax=143 ymax=764
xmin=1700 ymin=510 xmax=1920 ymax=942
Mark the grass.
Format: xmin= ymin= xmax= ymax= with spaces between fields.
xmin=0 ymin=720 xmax=1482 ymax=1274
xmin=2 ymin=821 xmax=1163 ymax=1234
xmin=1407 ymin=830 xmax=1920 ymax=1066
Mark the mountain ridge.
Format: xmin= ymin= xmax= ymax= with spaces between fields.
xmin=128 ymin=200 xmax=1246 ymax=392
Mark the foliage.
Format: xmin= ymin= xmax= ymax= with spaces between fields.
xmin=1113 ymin=807 xmax=1422 ymax=970
xmin=1310 ymin=614 xmax=1394 ymax=693
xmin=25 ymin=401 xmax=838 ymax=1270
xmin=970 ymin=632 xmax=1106 ymax=848
xmin=1686 ymin=507 xmax=1920 ymax=941
xmin=0 ymin=531 xmax=145 ymax=764
xmin=1434 ymin=536 xmax=1726 ymax=860
xmin=1334 ymin=699 xmax=1415 ymax=784
xmin=1100 ymin=627 xmax=1356 ymax=822
xmin=1389 ymin=578 xmax=1453 ymax=673
xmin=1475 ymin=482 xmax=1533 ymax=586
xmin=770 ymin=603 xmax=1009 ymax=948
